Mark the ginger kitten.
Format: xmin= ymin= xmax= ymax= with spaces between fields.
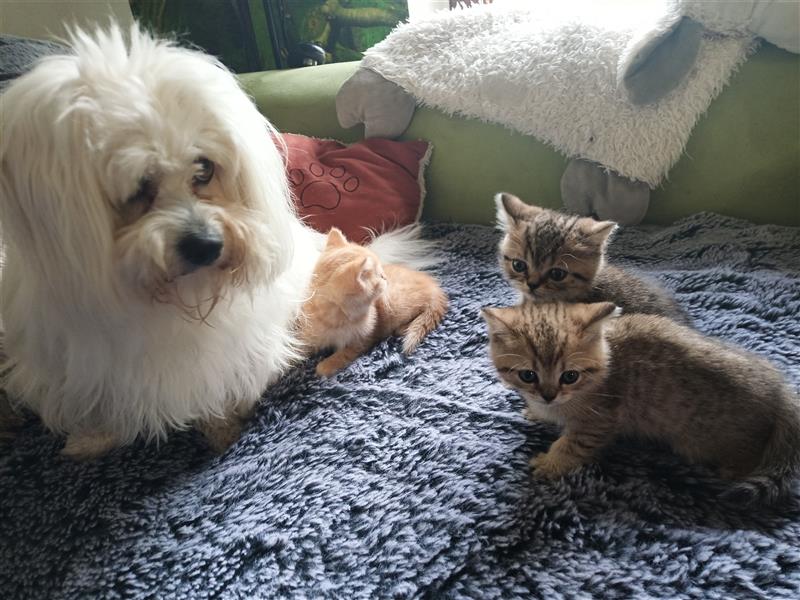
xmin=482 ymin=301 xmax=800 ymax=504
xmin=301 ymin=228 xmax=448 ymax=377
xmin=495 ymin=193 xmax=690 ymax=324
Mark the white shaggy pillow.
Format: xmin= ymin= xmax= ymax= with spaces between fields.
xmin=361 ymin=3 xmax=754 ymax=187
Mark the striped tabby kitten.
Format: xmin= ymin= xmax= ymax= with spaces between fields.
xmin=482 ymin=301 xmax=800 ymax=504
xmin=495 ymin=193 xmax=690 ymax=324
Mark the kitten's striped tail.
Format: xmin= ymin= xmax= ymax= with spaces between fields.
xmin=401 ymin=288 xmax=448 ymax=354
xmin=725 ymin=402 xmax=800 ymax=506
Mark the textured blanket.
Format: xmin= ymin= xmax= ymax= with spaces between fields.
xmin=1 ymin=213 xmax=799 ymax=599
xmin=362 ymin=3 xmax=754 ymax=186
xmin=0 ymin=35 xmax=68 ymax=92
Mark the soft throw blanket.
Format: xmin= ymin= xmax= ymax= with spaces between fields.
xmin=1 ymin=213 xmax=799 ymax=599
xmin=0 ymin=35 xmax=68 ymax=92
xmin=362 ymin=3 xmax=754 ymax=187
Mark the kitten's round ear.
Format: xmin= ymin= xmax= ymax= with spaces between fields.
xmin=481 ymin=306 xmax=513 ymax=332
xmin=356 ymin=256 xmax=374 ymax=280
xmin=575 ymin=302 xmax=621 ymax=331
xmin=494 ymin=193 xmax=542 ymax=230
xmin=326 ymin=227 xmax=348 ymax=248
xmin=579 ymin=217 xmax=618 ymax=247
xmin=358 ymin=255 xmax=376 ymax=272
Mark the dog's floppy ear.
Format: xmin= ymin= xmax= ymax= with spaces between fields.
xmin=0 ymin=56 xmax=116 ymax=302
xmin=220 ymin=83 xmax=298 ymax=285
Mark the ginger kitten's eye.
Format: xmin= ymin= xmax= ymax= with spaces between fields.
xmin=560 ymin=370 xmax=580 ymax=385
xmin=193 ymin=158 xmax=215 ymax=185
xmin=511 ymin=259 xmax=527 ymax=273
xmin=518 ymin=370 xmax=538 ymax=384
xmin=549 ymin=268 xmax=568 ymax=281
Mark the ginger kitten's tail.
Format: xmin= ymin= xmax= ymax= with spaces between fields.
xmin=725 ymin=403 xmax=800 ymax=506
xmin=402 ymin=288 xmax=448 ymax=354
xmin=367 ymin=224 xmax=440 ymax=270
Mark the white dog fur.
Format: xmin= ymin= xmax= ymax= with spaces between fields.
xmin=0 ymin=24 xmax=432 ymax=458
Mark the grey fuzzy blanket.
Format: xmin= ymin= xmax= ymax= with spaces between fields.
xmin=1 ymin=213 xmax=799 ymax=599
xmin=0 ymin=35 xmax=68 ymax=92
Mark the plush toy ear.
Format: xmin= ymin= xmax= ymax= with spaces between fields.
xmin=494 ymin=193 xmax=541 ymax=230
xmin=336 ymin=67 xmax=416 ymax=139
xmin=326 ymin=227 xmax=348 ymax=248
xmin=618 ymin=14 xmax=702 ymax=105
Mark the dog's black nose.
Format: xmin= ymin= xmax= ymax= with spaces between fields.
xmin=178 ymin=230 xmax=223 ymax=267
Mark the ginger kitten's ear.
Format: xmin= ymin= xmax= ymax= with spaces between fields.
xmin=357 ymin=256 xmax=374 ymax=276
xmin=494 ymin=193 xmax=542 ymax=230
xmin=572 ymin=302 xmax=621 ymax=334
xmin=578 ymin=216 xmax=617 ymax=247
xmin=326 ymin=227 xmax=348 ymax=249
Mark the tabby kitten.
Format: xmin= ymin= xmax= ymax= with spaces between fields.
xmin=301 ymin=228 xmax=448 ymax=377
xmin=495 ymin=193 xmax=690 ymax=324
xmin=482 ymin=301 xmax=800 ymax=504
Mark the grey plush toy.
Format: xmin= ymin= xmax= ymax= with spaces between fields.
xmin=336 ymin=0 xmax=799 ymax=224
xmin=560 ymin=159 xmax=650 ymax=225
xmin=618 ymin=0 xmax=799 ymax=106
xmin=336 ymin=67 xmax=415 ymax=139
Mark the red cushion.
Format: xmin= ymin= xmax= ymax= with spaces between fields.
xmin=281 ymin=133 xmax=431 ymax=244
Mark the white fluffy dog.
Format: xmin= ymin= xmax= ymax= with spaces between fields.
xmin=0 ymin=25 xmax=429 ymax=458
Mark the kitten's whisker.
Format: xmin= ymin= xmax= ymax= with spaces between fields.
xmin=586 ymin=392 xmax=623 ymax=400
xmin=575 ymin=404 xmax=603 ymax=418
xmin=496 ymin=353 xmax=527 ymax=361
xmin=561 ymin=253 xmax=590 ymax=266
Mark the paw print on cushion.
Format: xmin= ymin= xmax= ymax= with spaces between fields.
xmin=281 ymin=133 xmax=429 ymax=244
xmin=289 ymin=162 xmax=360 ymax=212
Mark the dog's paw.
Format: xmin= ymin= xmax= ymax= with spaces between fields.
xmin=198 ymin=418 xmax=242 ymax=454
xmin=61 ymin=432 xmax=119 ymax=460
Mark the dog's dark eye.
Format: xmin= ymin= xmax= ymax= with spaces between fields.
xmin=193 ymin=158 xmax=214 ymax=185
xmin=511 ymin=259 xmax=527 ymax=273
xmin=560 ymin=370 xmax=580 ymax=385
xmin=549 ymin=268 xmax=567 ymax=281
xmin=126 ymin=177 xmax=157 ymax=211
xmin=518 ymin=370 xmax=538 ymax=384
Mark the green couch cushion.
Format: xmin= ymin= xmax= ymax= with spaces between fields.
xmin=240 ymin=45 xmax=799 ymax=226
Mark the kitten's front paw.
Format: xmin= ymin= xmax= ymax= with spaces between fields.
xmin=522 ymin=402 xmax=551 ymax=423
xmin=530 ymin=451 xmax=580 ymax=479
xmin=316 ymin=357 xmax=342 ymax=377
